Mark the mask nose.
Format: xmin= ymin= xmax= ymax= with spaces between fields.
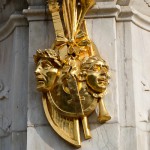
xmin=100 ymin=70 xmax=106 ymax=76
xmin=35 ymin=66 xmax=41 ymax=75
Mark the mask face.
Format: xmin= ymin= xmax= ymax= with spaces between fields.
xmin=35 ymin=59 xmax=58 ymax=92
xmin=86 ymin=61 xmax=109 ymax=93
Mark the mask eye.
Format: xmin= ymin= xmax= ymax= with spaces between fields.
xmin=41 ymin=60 xmax=52 ymax=69
xmin=92 ymin=64 xmax=101 ymax=71
xmin=101 ymin=65 xmax=108 ymax=72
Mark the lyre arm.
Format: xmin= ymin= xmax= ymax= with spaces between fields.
xmin=48 ymin=0 xmax=66 ymax=42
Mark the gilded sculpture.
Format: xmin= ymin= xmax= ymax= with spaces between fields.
xmin=34 ymin=0 xmax=111 ymax=147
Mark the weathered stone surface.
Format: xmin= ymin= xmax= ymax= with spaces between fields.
xmin=120 ymin=127 xmax=137 ymax=150
xmin=0 ymin=18 xmax=28 ymax=150
xmin=116 ymin=22 xmax=136 ymax=127
xmin=27 ymin=123 xmax=119 ymax=150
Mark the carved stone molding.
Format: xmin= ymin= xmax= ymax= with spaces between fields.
xmin=117 ymin=0 xmax=131 ymax=6
xmin=23 ymin=2 xmax=150 ymax=32
xmin=0 ymin=14 xmax=28 ymax=41
xmin=132 ymin=8 xmax=150 ymax=31
xmin=26 ymin=0 xmax=115 ymax=6
xmin=27 ymin=0 xmax=45 ymax=6
xmin=0 ymin=80 xmax=9 ymax=100
xmin=144 ymin=0 xmax=150 ymax=7
xmin=23 ymin=2 xmax=120 ymax=21
xmin=117 ymin=6 xmax=150 ymax=32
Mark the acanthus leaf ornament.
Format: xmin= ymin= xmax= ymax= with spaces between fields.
xmin=34 ymin=0 xmax=111 ymax=147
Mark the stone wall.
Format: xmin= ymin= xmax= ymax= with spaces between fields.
xmin=0 ymin=0 xmax=150 ymax=150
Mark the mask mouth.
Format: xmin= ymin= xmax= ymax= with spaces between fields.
xmin=86 ymin=73 xmax=108 ymax=93
xmin=36 ymin=75 xmax=47 ymax=91
xmin=36 ymin=74 xmax=47 ymax=82
xmin=37 ymin=81 xmax=45 ymax=87
xmin=97 ymin=78 xmax=108 ymax=85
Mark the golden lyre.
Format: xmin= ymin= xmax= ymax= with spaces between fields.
xmin=34 ymin=0 xmax=111 ymax=147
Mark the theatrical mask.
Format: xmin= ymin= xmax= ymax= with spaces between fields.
xmin=34 ymin=0 xmax=111 ymax=147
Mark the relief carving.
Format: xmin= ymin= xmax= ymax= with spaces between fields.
xmin=144 ymin=0 xmax=150 ymax=7
xmin=0 ymin=80 xmax=9 ymax=100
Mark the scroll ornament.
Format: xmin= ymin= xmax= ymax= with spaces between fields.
xmin=34 ymin=0 xmax=111 ymax=147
